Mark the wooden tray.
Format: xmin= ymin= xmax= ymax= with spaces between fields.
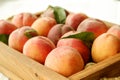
xmin=0 ymin=41 xmax=120 ymax=80
xmin=0 ymin=12 xmax=120 ymax=80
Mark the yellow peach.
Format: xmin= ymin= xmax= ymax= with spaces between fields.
xmin=92 ymin=33 xmax=120 ymax=62
xmin=31 ymin=17 xmax=57 ymax=36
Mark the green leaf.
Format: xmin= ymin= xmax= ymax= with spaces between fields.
xmin=0 ymin=34 xmax=9 ymax=45
xmin=44 ymin=5 xmax=67 ymax=24
xmin=62 ymin=32 xmax=95 ymax=48
xmin=53 ymin=6 xmax=66 ymax=24
xmin=24 ymin=29 xmax=38 ymax=39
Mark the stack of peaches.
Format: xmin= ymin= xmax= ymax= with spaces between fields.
xmin=0 ymin=6 xmax=120 ymax=77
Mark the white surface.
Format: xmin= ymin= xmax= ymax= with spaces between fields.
xmin=0 ymin=73 xmax=9 ymax=80
xmin=0 ymin=0 xmax=120 ymax=24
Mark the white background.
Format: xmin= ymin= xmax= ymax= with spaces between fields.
xmin=0 ymin=0 xmax=120 ymax=79
xmin=0 ymin=0 xmax=120 ymax=24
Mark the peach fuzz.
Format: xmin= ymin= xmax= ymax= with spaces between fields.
xmin=47 ymin=24 xmax=74 ymax=45
xmin=31 ymin=17 xmax=57 ymax=36
xmin=65 ymin=13 xmax=88 ymax=30
xmin=107 ymin=25 xmax=120 ymax=40
xmin=23 ymin=36 xmax=55 ymax=64
xmin=12 ymin=12 xmax=37 ymax=28
xmin=57 ymin=38 xmax=90 ymax=64
xmin=45 ymin=46 xmax=84 ymax=77
xmin=0 ymin=20 xmax=17 ymax=34
xmin=77 ymin=18 xmax=109 ymax=38
xmin=91 ymin=33 xmax=120 ymax=63
xmin=8 ymin=26 xmax=38 ymax=52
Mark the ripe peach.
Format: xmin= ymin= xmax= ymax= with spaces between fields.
xmin=77 ymin=18 xmax=108 ymax=38
xmin=41 ymin=6 xmax=69 ymax=19
xmin=0 ymin=20 xmax=17 ymax=34
xmin=23 ymin=36 xmax=55 ymax=64
xmin=57 ymin=38 xmax=90 ymax=64
xmin=107 ymin=25 xmax=120 ymax=39
xmin=12 ymin=12 xmax=37 ymax=28
xmin=65 ymin=13 xmax=88 ymax=30
xmin=31 ymin=17 xmax=57 ymax=36
xmin=91 ymin=33 xmax=120 ymax=62
xmin=47 ymin=24 xmax=74 ymax=45
xmin=41 ymin=6 xmax=55 ymax=19
xmin=45 ymin=46 xmax=84 ymax=77
xmin=8 ymin=26 xmax=38 ymax=52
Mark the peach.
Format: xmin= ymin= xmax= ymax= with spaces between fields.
xmin=0 ymin=20 xmax=17 ymax=34
xmin=107 ymin=25 xmax=120 ymax=39
xmin=57 ymin=38 xmax=90 ymax=64
xmin=31 ymin=17 xmax=57 ymax=36
xmin=45 ymin=46 xmax=84 ymax=77
xmin=91 ymin=33 xmax=120 ymax=62
xmin=77 ymin=18 xmax=109 ymax=38
xmin=65 ymin=13 xmax=88 ymax=30
xmin=8 ymin=26 xmax=38 ymax=52
xmin=23 ymin=36 xmax=55 ymax=64
xmin=12 ymin=12 xmax=37 ymax=28
xmin=41 ymin=6 xmax=69 ymax=19
xmin=47 ymin=24 xmax=74 ymax=45
xmin=41 ymin=6 xmax=55 ymax=19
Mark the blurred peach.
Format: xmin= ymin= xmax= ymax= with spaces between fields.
xmin=77 ymin=18 xmax=108 ymax=38
xmin=31 ymin=17 xmax=57 ymax=36
xmin=107 ymin=25 xmax=120 ymax=39
xmin=47 ymin=24 xmax=74 ymax=45
xmin=65 ymin=13 xmax=88 ymax=30
xmin=0 ymin=20 xmax=17 ymax=34
xmin=12 ymin=12 xmax=37 ymax=28
xmin=8 ymin=26 xmax=38 ymax=52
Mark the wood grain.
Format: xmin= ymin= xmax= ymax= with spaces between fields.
xmin=0 ymin=65 xmax=22 ymax=80
xmin=0 ymin=42 xmax=69 ymax=80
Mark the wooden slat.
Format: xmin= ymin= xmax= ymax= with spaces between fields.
xmin=68 ymin=53 xmax=120 ymax=80
xmin=0 ymin=42 xmax=69 ymax=80
xmin=0 ymin=65 xmax=22 ymax=80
